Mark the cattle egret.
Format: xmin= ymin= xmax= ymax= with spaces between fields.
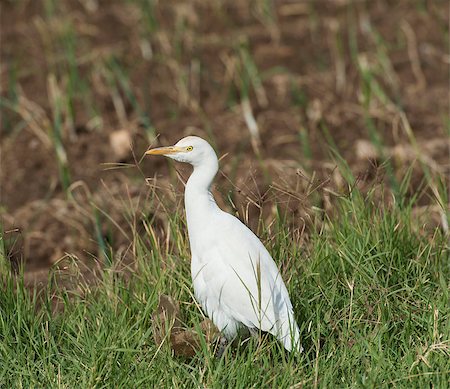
xmin=146 ymin=136 xmax=302 ymax=353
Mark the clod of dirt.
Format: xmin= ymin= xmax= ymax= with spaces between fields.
xmin=152 ymin=294 xmax=183 ymax=338
xmin=168 ymin=320 xmax=220 ymax=358
xmin=109 ymin=129 xmax=133 ymax=161
xmin=152 ymin=294 xmax=220 ymax=357
xmin=4 ymin=199 xmax=96 ymax=270
xmin=306 ymin=99 xmax=323 ymax=126
xmin=355 ymin=139 xmax=379 ymax=161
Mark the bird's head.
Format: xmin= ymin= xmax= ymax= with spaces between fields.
xmin=145 ymin=136 xmax=217 ymax=167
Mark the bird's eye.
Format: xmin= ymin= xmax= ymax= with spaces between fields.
xmin=186 ymin=146 xmax=193 ymax=152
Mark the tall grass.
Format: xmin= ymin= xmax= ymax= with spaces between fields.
xmin=1 ymin=173 xmax=448 ymax=387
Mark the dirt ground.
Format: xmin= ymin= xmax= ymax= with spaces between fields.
xmin=1 ymin=0 xmax=448 ymax=286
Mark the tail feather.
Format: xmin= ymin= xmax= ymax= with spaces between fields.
xmin=277 ymin=318 xmax=303 ymax=353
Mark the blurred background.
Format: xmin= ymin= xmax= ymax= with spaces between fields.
xmin=1 ymin=0 xmax=448 ymax=285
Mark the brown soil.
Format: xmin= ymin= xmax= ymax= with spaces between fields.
xmin=1 ymin=0 xmax=448 ymax=286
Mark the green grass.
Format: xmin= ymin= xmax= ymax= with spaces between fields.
xmin=1 ymin=183 xmax=449 ymax=387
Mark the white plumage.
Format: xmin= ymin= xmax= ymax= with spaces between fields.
xmin=146 ymin=136 xmax=302 ymax=352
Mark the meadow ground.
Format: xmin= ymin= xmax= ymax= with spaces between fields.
xmin=1 ymin=0 xmax=449 ymax=387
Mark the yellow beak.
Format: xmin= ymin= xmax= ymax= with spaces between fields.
xmin=145 ymin=146 xmax=182 ymax=156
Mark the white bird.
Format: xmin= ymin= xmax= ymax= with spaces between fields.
xmin=146 ymin=136 xmax=302 ymax=353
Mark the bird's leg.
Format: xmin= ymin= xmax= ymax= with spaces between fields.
xmin=214 ymin=336 xmax=228 ymax=358
xmin=248 ymin=328 xmax=259 ymax=338
xmin=248 ymin=328 xmax=272 ymax=349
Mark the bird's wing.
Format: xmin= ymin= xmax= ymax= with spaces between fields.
xmin=196 ymin=211 xmax=296 ymax=335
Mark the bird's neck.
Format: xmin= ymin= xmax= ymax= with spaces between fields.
xmin=185 ymin=158 xmax=220 ymax=240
